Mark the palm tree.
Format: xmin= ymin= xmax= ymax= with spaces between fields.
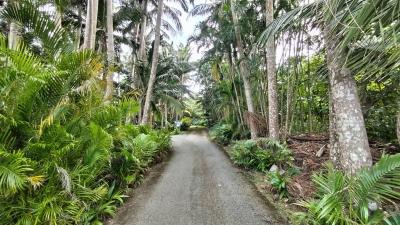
xmin=141 ymin=0 xmax=164 ymax=124
xmin=397 ymin=111 xmax=400 ymax=144
xmin=265 ymin=0 xmax=279 ymax=140
xmin=54 ymin=0 xmax=65 ymax=29
xmin=104 ymin=0 xmax=114 ymax=101
xmin=229 ymin=0 xmax=258 ymax=139
xmin=82 ymin=0 xmax=98 ymax=49
xmin=133 ymin=0 xmax=148 ymax=90
xmin=7 ymin=0 xmax=20 ymax=49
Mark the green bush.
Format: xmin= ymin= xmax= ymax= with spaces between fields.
xmin=180 ymin=117 xmax=192 ymax=131
xmin=268 ymin=171 xmax=289 ymax=198
xmin=192 ymin=118 xmax=207 ymax=127
xmin=294 ymin=154 xmax=400 ymax=225
xmin=229 ymin=138 xmax=292 ymax=172
xmin=209 ymin=123 xmax=233 ymax=145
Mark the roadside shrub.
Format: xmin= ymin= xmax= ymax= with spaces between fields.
xmin=180 ymin=117 xmax=192 ymax=131
xmin=209 ymin=123 xmax=233 ymax=145
xmin=294 ymin=154 xmax=400 ymax=225
xmin=192 ymin=118 xmax=207 ymax=127
xmin=268 ymin=171 xmax=289 ymax=198
xmin=267 ymin=167 xmax=299 ymax=199
xmin=229 ymin=138 xmax=292 ymax=172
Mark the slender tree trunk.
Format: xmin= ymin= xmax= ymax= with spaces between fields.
xmin=8 ymin=0 xmax=20 ymax=49
xmin=227 ymin=52 xmax=244 ymax=126
xmin=83 ymin=0 xmax=98 ymax=50
xmin=133 ymin=0 xmax=148 ymax=90
xmin=89 ymin=0 xmax=98 ymax=50
xmin=284 ymin=73 xmax=294 ymax=139
xmin=324 ymin=28 xmax=372 ymax=174
xmin=76 ymin=7 xmax=82 ymax=49
xmin=230 ymin=0 xmax=257 ymax=139
xmin=82 ymin=0 xmax=92 ymax=49
xmin=141 ymin=0 xmax=163 ymax=125
xmin=265 ymin=0 xmax=279 ymax=140
xmin=164 ymin=103 xmax=168 ymax=128
xmin=397 ymin=111 xmax=400 ymax=144
xmin=130 ymin=25 xmax=140 ymax=89
xmin=104 ymin=0 xmax=114 ymax=102
xmin=55 ymin=7 xmax=62 ymax=30
xmin=8 ymin=22 xmax=19 ymax=49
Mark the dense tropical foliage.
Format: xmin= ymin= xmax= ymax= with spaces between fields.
xmin=0 ymin=0 xmax=399 ymax=223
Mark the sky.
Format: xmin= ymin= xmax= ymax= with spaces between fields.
xmin=168 ymin=2 xmax=204 ymax=62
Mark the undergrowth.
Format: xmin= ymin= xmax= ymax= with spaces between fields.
xmin=0 ymin=34 xmax=171 ymax=224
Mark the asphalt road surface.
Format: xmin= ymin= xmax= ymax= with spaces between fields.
xmin=108 ymin=133 xmax=286 ymax=225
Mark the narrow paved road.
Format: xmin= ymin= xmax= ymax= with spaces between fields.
xmin=108 ymin=134 xmax=285 ymax=225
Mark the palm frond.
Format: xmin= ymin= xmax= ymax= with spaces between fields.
xmin=0 ymin=150 xmax=33 ymax=196
xmin=2 ymin=0 xmax=72 ymax=58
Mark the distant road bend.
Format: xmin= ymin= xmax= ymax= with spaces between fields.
xmin=108 ymin=133 xmax=286 ymax=225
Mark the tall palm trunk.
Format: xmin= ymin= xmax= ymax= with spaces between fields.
xmin=104 ymin=0 xmax=114 ymax=101
xmin=284 ymin=73 xmax=294 ymax=139
xmin=397 ymin=111 xmax=400 ymax=144
xmin=130 ymin=25 xmax=140 ymax=89
xmin=55 ymin=7 xmax=62 ymax=29
xmin=324 ymin=28 xmax=372 ymax=174
xmin=227 ymin=52 xmax=244 ymax=126
xmin=230 ymin=0 xmax=257 ymax=139
xmin=83 ymin=0 xmax=98 ymax=50
xmin=8 ymin=0 xmax=20 ymax=49
xmin=89 ymin=0 xmax=98 ymax=49
xmin=265 ymin=0 xmax=279 ymax=139
xmin=76 ymin=7 xmax=82 ymax=49
xmin=132 ymin=0 xmax=148 ymax=90
xmin=83 ymin=0 xmax=91 ymax=49
xmin=141 ymin=0 xmax=163 ymax=125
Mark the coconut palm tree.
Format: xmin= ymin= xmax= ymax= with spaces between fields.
xmin=140 ymin=0 xmax=191 ymax=124
xmin=141 ymin=0 xmax=164 ymax=124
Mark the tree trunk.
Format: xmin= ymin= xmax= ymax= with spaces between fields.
xmin=265 ymin=0 xmax=279 ymax=140
xmin=230 ymin=0 xmax=258 ymax=139
xmin=89 ymin=0 xmax=98 ymax=50
xmin=141 ymin=0 xmax=163 ymax=125
xmin=104 ymin=0 xmax=114 ymax=102
xmin=8 ymin=0 xmax=20 ymax=49
xmin=284 ymin=73 xmax=294 ymax=140
xmin=227 ymin=52 xmax=244 ymax=126
xmin=130 ymin=25 xmax=140 ymax=89
xmin=164 ymin=103 xmax=168 ymax=128
xmin=324 ymin=28 xmax=372 ymax=174
xmin=83 ymin=0 xmax=98 ymax=50
xmin=132 ymin=0 xmax=148 ymax=90
xmin=55 ymin=7 xmax=62 ymax=30
xmin=8 ymin=22 xmax=20 ymax=49
xmin=76 ymin=7 xmax=82 ymax=49
xmin=82 ymin=0 xmax=92 ymax=49
xmin=397 ymin=111 xmax=400 ymax=144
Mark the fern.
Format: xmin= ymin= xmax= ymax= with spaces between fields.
xmin=82 ymin=123 xmax=113 ymax=168
xmin=0 ymin=150 xmax=33 ymax=196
